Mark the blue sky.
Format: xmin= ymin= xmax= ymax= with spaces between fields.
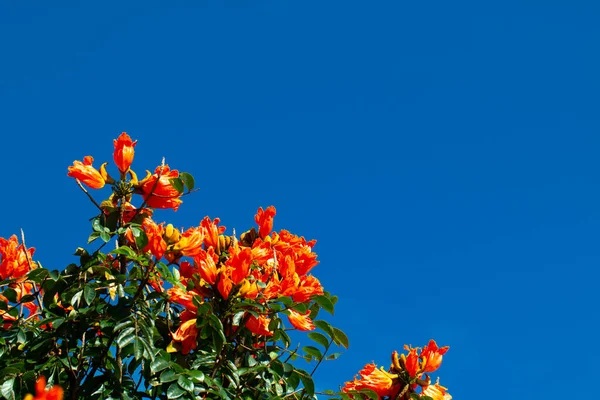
xmin=2 ymin=1 xmax=600 ymax=398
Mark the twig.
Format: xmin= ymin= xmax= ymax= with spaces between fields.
xmin=75 ymin=179 xmax=102 ymax=211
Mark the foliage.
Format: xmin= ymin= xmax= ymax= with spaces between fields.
xmin=0 ymin=133 xmax=451 ymax=400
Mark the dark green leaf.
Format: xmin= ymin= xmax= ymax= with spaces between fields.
xmin=160 ymin=369 xmax=179 ymax=383
xmin=177 ymin=375 xmax=194 ymax=392
xmin=179 ymin=172 xmax=195 ymax=191
xmin=302 ymin=346 xmax=322 ymax=359
xmin=134 ymin=338 xmax=144 ymax=361
xmin=286 ymin=371 xmax=300 ymax=390
xmin=333 ymin=327 xmax=349 ymax=349
xmin=151 ymin=357 xmax=170 ymax=374
xmin=359 ymin=389 xmax=379 ymax=400
xmin=298 ymin=372 xmax=314 ymax=397
xmin=19 ymin=295 xmax=35 ymax=303
xmin=313 ymin=295 xmax=334 ymax=315
xmin=186 ymin=370 xmax=205 ymax=382
xmin=308 ymin=332 xmax=330 ymax=348
xmin=169 ymin=177 xmax=184 ymax=194
xmin=27 ymin=268 xmax=49 ymax=283
xmin=167 ymin=382 xmax=186 ymax=399
xmin=313 ymin=320 xmax=334 ymax=338
xmin=3 ymin=288 xmax=17 ymax=303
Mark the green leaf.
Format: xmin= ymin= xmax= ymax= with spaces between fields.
xmin=27 ymin=268 xmax=49 ymax=283
xmin=298 ymin=372 xmax=314 ymax=397
xmin=92 ymin=217 xmax=104 ymax=232
xmin=160 ymin=369 xmax=179 ymax=383
xmin=286 ymin=371 xmax=300 ymax=390
xmin=0 ymin=378 xmax=15 ymax=400
xmin=359 ymin=389 xmax=379 ymax=400
xmin=308 ymin=332 xmax=330 ymax=348
xmin=84 ymin=285 xmax=96 ymax=305
xmin=3 ymin=288 xmax=17 ymax=303
xmin=275 ymin=296 xmax=293 ymax=307
xmin=179 ymin=172 xmax=195 ymax=191
xmin=169 ymin=177 xmax=184 ymax=194
xmin=167 ymin=382 xmax=186 ymax=399
xmin=19 ymin=295 xmax=35 ymax=303
xmin=111 ymin=247 xmax=137 ymax=257
xmin=333 ymin=327 xmax=350 ymax=349
xmin=87 ymin=231 xmax=101 ymax=243
xmin=186 ymin=370 xmax=205 ymax=382
xmin=117 ymin=333 xmax=135 ymax=348
xmin=134 ymin=338 xmax=144 ymax=361
xmin=177 ymin=375 xmax=194 ymax=392
xmin=302 ymin=346 xmax=322 ymax=359
xmin=100 ymin=231 xmax=111 ymax=243
xmin=313 ymin=320 xmax=334 ymax=338
xmin=151 ymin=357 xmax=170 ymax=374
xmin=313 ymin=295 xmax=334 ymax=315
xmin=134 ymin=230 xmax=148 ymax=250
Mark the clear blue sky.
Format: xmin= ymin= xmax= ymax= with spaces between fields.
xmin=2 ymin=1 xmax=599 ymax=398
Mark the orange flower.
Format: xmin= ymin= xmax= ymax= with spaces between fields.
xmin=200 ymin=216 xmax=226 ymax=250
xmin=287 ymin=309 xmax=315 ymax=331
xmin=225 ymin=245 xmax=252 ymax=285
xmin=113 ymin=132 xmax=137 ymax=174
xmin=194 ymin=248 xmax=219 ymax=285
xmin=245 ymin=314 xmax=273 ymax=336
xmin=67 ymin=156 xmax=105 ymax=189
xmin=421 ymin=383 xmax=452 ymax=400
xmin=172 ymin=227 xmax=204 ymax=257
xmin=343 ymin=363 xmax=399 ymax=398
xmin=139 ymin=165 xmax=183 ymax=210
xmin=255 ymin=206 xmax=276 ymax=238
xmin=24 ymin=376 xmax=63 ymax=400
xmin=420 ymin=340 xmax=449 ymax=373
xmin=172 ymin=318 xmax=198 ymax=354
xmin=403 ymin=345 xmax=420 ymax=378
xmin=0 ymin=235 xmax=36 ymax=280
xmin=167 ymin=287 xmax=198 ymax=312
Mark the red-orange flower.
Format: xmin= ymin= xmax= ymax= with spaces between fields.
xmin=67 ymin=156 xmax=105 ymax=189
xmin=255 ymin=206 xmax=276 ymax=238
xmin=172 ymin=227 xmax=204 ymax=257
xmin=0 ymin=235 xmax=36 ymax=280
xmin=113 ymin=132 xmax=137 ymax=174
xmin=172 ymin=318 xmax=198 ymax=355
xmin=194 ymin=248 xmax=219 ymax=285
xmin=225 ymin=245 xmax=252 ymax=285
xmin=342 ymin=363 xmax=399 ymax=398
xmin=24 ymin=376 xmax=63 ymax=400
xmin=139 ymin=165 xmax=183 ymax=210
xmin=420 ymin=340 xmax=449 ymax=373
xmin=421 ymin=383 xmax=452 ymax=400
xmin=403 ymin=345 xmax=420 ymax=378
xmin=245 ymin=314 xmax=273 ymax=336
xmin=287 ymin=309 xmax=315 ymax=331
xmin=200 ymin=216 xmax=226 ymax=250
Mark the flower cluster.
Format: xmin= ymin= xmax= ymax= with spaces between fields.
xmin=343 ymin=340 xmax=451 ymax=399
xmin=165 ymin=206 xmax=323 ymax=353
xmin=69 ymin=133 xmax=324 ymax=355
xmin=67 ymin=132 xmax=184 ymax=210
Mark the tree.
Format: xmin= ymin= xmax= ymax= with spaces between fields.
xmin=0 ymin=133 xmax=451 ymax=400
